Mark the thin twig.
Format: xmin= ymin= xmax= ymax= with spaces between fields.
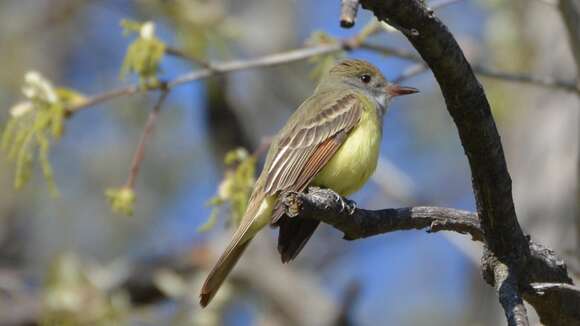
xmin=363 ymin=43 xmax=580 ymax=93
xmin=394 ymin=62 xmax=429 ymax=83
xmin=474 ymin=65 xmax=580 ymax=94
xmin=63 ymin=0 xmax=462 ymax=116
xmin=65 ymin=44 xmax=342 ymax=115
xmin=125 ymin=88 xmax=169 ymax=189
xmin=340 ymin=0 xmax=360 ymax=28
xmin=165 ymin=46 xmax=212 ymax=69
xmin=359 ymin=43 xmax=421 ymax=60
xmin=168 ymin=44 xmax=342 ymax=88
xmin=66 ymin=85 xmax=140 ymax=114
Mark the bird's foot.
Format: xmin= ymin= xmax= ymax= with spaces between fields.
xmin=307 ymin=186 xmax=321 ymax=193
xmin=343 ymin=198 xmax=357 ymax=215
xmin=282 ymin=192 xmax=302 ymax=218
xmin=333 ymin=191 xmax=357 ymax=215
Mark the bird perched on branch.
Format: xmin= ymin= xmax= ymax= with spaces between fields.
xmin=200 ymin=59 xmax=418 ymax=307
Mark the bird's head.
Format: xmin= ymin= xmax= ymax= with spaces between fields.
xmin=320 ymin=59 xmax=419 ymax=109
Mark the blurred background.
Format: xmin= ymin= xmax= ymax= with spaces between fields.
xmin=0 ymin=0 xmax=578 ymax=325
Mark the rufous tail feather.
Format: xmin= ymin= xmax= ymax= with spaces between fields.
xmin=200 ymin=193 xmax=266 ymax=307
xmin=199 ymin=237 xmax=252 ymax=307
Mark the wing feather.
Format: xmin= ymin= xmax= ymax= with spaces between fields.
xmin=263 ymin=92 xmax=364 ymax=262
xmin=275 ymin=131 xmax=350 ymax=262
xmin=263 ymin=93 xmax=362 ymax=195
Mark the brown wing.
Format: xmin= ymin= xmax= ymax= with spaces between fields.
xmin=263 ymin=93 xmax=362 ymax=196
xmin=262 ymin=93 xmax=363 ymax=262
xmin=275 ymin=131 xmax=349 ymax=262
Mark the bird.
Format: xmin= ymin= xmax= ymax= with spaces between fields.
xmin=200 ymin=59 xmax=418 ymax=307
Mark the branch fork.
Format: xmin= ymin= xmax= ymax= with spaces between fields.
xmin=281 ymin=182 xmax=576 ymax=325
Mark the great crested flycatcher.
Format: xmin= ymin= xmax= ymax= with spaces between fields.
xmin=200 ymin=59 xmax=418 ymax=307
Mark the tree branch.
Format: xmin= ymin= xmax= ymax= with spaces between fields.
xmin=125 ymin=88 xmax=169 ymax=189
xmin=281 ymin=186 xmax=577 ymax=324
xmin=346 ymin=1 xmax=575 ymax=324
xmin=281 ymin=187 xmax=483 ymax=241
xmin=360 ymin=0 xmax=527 ymax=265
xmin=340 ymin=0 xmax=360 ymax=28
xmin=165 ymin=46 xmax=212 ymax=68
xmin=65 ymin=44 xmax=342 ymax=114
xmin=5 ymin=0 xmax=578 ymax=324
xmin=362 ymin=43 xmax=580 ymax=94
xmin=490 ymin=259 xmax=530 ymax=326
xmin=60 ymin=0 xmax=576 ymax=118
xmin=474 ymin=65 xmax=580 ymax=94
xmin=22 ymin=1 xmax=575 ymax=321
xmin=281 ymin=187 xmax=567 ymax=274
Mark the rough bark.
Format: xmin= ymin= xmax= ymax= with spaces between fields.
xmin=360 ymin=0 xmax=527 ymax=264
xmin=298 ymin=1 xmax=578 ymax=324
xmin=283 ymin=187 xmax=577 ymax=325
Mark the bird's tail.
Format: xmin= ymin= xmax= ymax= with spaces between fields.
xmin=199 ymin=236 xmax=252 ymax=307
xmin=200 ymin=193 xmax=271 ymax=307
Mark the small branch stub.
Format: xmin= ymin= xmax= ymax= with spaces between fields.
xmin=340 ymin=0 xmax=360 ymax=28
xmin=283 ymin=191 xmax=303 ymax=218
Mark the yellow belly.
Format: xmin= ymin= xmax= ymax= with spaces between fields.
xmin=312 ymin=108 xmax=382 ymax=196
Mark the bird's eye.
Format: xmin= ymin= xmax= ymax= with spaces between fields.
xmin=360 ymin=74 xmax=371 ymax=83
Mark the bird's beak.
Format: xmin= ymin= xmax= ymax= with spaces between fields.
xmin=386 ymin=84 xmax=420 ymax=97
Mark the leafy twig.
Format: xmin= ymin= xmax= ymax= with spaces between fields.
xmin=65 ymin=44 xmax=342 ymax=115
xmin=105 ymin=87 xmax=169 ymax=216
xmin=64 ymin=0 xmax=463 ymax=115
xmin=126 ymin=87 xmax=169 ymax=189
xmin=165 ymin=46 xmax=212 ymax=69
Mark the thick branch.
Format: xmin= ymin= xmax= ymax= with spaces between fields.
xmin=282 ymin=188 xmax=567 ymax=276
xmin=360 ymin=0 xmax=528 ymax=259
xmin=354 ymin=1 xmax=574 ymax=324
xmin=281 ymin=187 xmax=483 ymax=241
xmin=283 ymin=187 xmax=574 ymax=324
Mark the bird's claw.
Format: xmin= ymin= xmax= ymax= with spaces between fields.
xmin=332 ymin=191 xmax=356 ymax=215
xmin=344 ymin=198 xmax=357 ymax=215
xmin=283 ymin=192 xmax=301 ymax=217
